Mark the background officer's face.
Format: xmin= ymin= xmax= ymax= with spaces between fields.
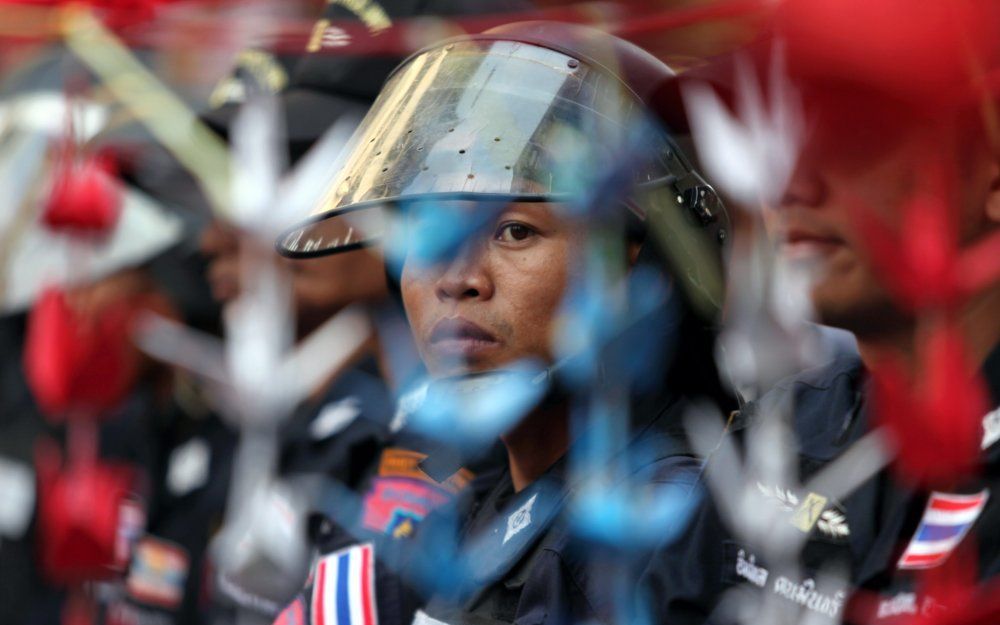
xmin=764 ymin=144 xmax=911 ymax=335
xmin=763 ymin=100 xmax=999 ymax=337
xmin=201 ymin=219 xmax=388 ymax=337
xmin=400 ymin=201 xmax=583 ymax=378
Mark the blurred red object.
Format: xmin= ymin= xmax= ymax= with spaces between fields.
xmin=62 ymin=591 xmax=96 ymax=625
xmin=846 ymin=153 xmax=1000 ymax=312
xmin=846 ymin=157 xmax=961 ymax=312
xmin=870 ymin=321 xmax=988 ymax=485
xmin=24 ymin=288 xmax=138 ymax=418
xmin=42 ymin=153 xmax=122 ymax=234
xmin=778 ymin=0 xmax=1000 ymax=111
xmin=845 ymin=548 xmax=1000 ymax=624
xmin=36 ymin=440 xmax=138 ymax=584
xmin=0 ymin=0 xmax=182 ymax=32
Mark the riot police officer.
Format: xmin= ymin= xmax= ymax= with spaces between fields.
xmin=651 ymin=29 xmax=1000 ymax=625
xmin=275 ymin=20 xmax=733 ymax=625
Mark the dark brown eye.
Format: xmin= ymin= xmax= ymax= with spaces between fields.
xmin=495 ymin=222 xmax=535 ymax=243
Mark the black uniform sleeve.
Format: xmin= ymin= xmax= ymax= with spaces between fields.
xmin=640 ymin=493 xmax=736 ymax=625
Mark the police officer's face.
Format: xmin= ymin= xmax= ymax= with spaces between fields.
xmin=765 ymin=147 xmax=908 ymax=334
xmin=764 ymin=105 xmax=999 ymax=336
xmin=400 ymin=202 xmax=582 ymax=378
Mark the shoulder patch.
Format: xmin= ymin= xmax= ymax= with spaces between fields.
xmin=126 ymin=536 xmax=189 ymax=609
xmin=378 ymin=448 xmax=472 ymax=494
xmin=360 ymin=476 xmax=449 ymax=537
xmin=274 ymin=595 xmax=306 ymax=625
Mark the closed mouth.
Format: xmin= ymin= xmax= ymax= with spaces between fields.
xmin=782 ymin=228 xmax=847 ymax=259
xmin=429 ymin=317 xmax=500 ymax=357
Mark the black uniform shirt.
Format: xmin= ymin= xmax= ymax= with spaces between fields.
xmin=851 ymin=342 xmax=1000 ymax=624
xmin=414 ymin=396 xmax=703 ymax=625
xmin=648 ymin=352 xmax=866 ymax=624
xmin=278 ymin=356 xmax=395 ymax=486
xmin=210 ymin=356 xmax=397 ymax=617
xmin=272 ymin=420 xmax=507 ymax=625
xmin=654 ymin=342 xmax=1000 ymax=625
xmin=279 ymin=393 xmax=705 ymax=625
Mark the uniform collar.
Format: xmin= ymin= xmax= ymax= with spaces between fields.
xmin=454 ymin=394 xmax=696 ymax=600
xmin=739 ymin=353 xmax=866 ymax=462
xmin=853 ymin=339 xmax=1000 ymax=586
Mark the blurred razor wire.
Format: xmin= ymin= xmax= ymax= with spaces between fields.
xmin=682 ymin=43 xmax=804 ymax=210
xmin=683 ymin=45 xmax=856 ymax=401
xmin=0 ymin=4 xmax=918 ymax=625
xmin=684 ymin=398 xmax=889 ymax=624
xmin=130 ymin=92 xmax=376 ymax=609
xmin=561 ymin=113 xmax=721 ymax=544
xmin=677 ymin=39 xmax=895 ymax=625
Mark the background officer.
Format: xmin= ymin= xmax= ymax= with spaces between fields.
xmin=651 ymin=5 xmax=1000 ymax=622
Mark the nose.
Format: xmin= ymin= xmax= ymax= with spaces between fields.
xmin=778 ymin=154 xmax=828 ymax=209
xmin=434 ymin=240 xmax=494 ymax=302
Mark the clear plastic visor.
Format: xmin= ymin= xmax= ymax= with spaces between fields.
xmin=278 ymin=39 xmax=678 ymax=257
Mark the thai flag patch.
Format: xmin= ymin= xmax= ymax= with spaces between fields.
xmin=311 ymin=543 xmax=377 ymax=625
xmin=897 ymin=490 xmax=989 ymax=569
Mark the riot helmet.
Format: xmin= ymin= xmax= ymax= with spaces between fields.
xmin=275 ymin=20 xmax=728 ymax=319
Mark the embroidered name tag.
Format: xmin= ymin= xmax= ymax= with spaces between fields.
xmin=771 ymin=576 xmax=846 ymax=620
xmin=734 ymin=548 xmax=770 ymax=587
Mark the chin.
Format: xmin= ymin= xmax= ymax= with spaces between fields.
xmin=427 ymin=359 xmax=487 ymax=379
xmin=428 ymin=354 xmax=520 ymax=380
xmin=812 ymin=285 xmax=910 ymax=338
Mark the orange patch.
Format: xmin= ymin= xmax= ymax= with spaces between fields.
xmin=377 ymin=448 xmax=473 ymax=494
